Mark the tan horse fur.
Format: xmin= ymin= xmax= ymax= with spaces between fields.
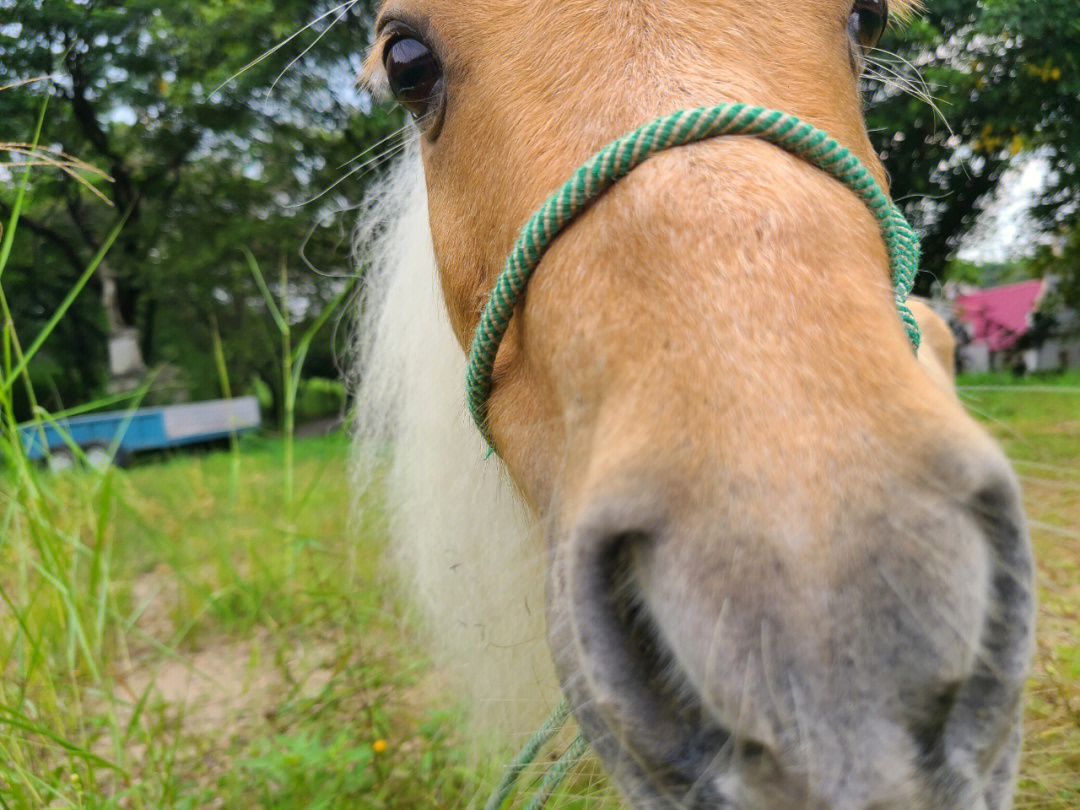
xmin=910 ymin=299 xmax=957 ymax=390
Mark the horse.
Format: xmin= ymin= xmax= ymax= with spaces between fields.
xmin=351 ymin=2 xmax=1035 ymax=808
xmin=907 ymin=299 xmax=956 ymax=391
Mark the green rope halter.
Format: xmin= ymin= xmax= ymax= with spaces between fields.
xmin=465 ymin=103 xmax=922 ymax=448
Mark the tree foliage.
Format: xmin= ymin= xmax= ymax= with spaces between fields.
xmin=0 ymin=0 xmax=400 ymax=416
xmin=866 ymin=0 xmax=1079 ymax=290
xmin=2 ymin=0 xmax=1077 ymax=415
xmin=1029 ymin=217 xmax=1080 ymax=339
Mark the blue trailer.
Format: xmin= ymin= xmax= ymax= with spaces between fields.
xmin=19 ymin=397 xmax=261 ymax=469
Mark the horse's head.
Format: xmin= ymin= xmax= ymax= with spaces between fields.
xmin=365 ymin=2 xmax=1034 ymax=807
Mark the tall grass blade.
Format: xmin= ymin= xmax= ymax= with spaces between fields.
xmin=288 ymin=277 xmax=359 ymax=394
xmin=0 ymin=96 xmax=49 ymax=280
xmin=1 ymin=207 xmax=132 ymax=394
xmin=242 ymin=247 xmax=288 ymax=335
xmin=0 ymin=709 xmax=125 ymax=772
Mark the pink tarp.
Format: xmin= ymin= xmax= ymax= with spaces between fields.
xmin=955 ymin=280 xmax=1045 ymax=352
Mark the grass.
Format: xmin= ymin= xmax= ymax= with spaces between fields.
xmin=0 ymin=380 xmax=1072 ymax=809
xmin=0 ymin=430 xmax=620 ymax=809
xmin=0 ymin=432 xmax=500 ymax=809
xmin=956 ymin=374 xmax=1080 ymax=808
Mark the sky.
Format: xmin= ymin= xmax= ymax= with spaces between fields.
xmin=958 ymin=155 xmax=1052 ymax=264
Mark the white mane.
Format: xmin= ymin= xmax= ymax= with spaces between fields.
xmin=350 ymin=142 xmax=559 ymax=735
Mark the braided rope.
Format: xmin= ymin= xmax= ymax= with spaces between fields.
xmin=484 ymin=700 xmax=574 ymax=810
xmin=520 ymin=735 xmax=590 ymax=810
xmin=466 ymin=103 xmax=922 ymax=446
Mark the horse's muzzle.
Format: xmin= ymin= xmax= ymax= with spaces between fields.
xmin=545 ymin=443 xmax=1034 ymax=810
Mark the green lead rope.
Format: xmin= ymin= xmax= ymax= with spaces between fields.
xmin=485 ymin=700 xmax=583 ymax=810
xmin=466 ymin=103 xmax=923 ymax=448
xmin=477 ymin=104 xmax=923 ymax=808
xmin=521 ymin=734 xmax=590 ymax=810
xmin=484 ymin=701 xmax=573 ymax=810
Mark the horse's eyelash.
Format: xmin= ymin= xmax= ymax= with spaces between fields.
xmin=359 ymin=36 xmax=391 ymax=93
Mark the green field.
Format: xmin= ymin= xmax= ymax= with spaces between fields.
xmin=957 ymin=376 xmax=1080 ymax=808
xmin=0 ymin=433 xmax=481 ymax=809
xmin=1 ymin=382 xmax=1077 ymax=808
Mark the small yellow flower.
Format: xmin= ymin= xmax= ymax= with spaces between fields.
xmin=70 ymin=773 xmax=80 ymax=783
xmin=372 ymin=739 xmax=388 ymax=754
xmin=1050 ymin=67 xmax=1062 ymax=81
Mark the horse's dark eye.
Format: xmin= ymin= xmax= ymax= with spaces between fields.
xmin=849 ymin=0 xmax=888 ymax=52
xmin=384 ymin=36 xmax=444 ymax=129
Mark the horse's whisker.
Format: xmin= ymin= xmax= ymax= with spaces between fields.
xmin=207 ymin=0 xmax=363 ymax=100
xmin=266 ymin=0 xmax=361 ymax=100
xmin=293 ymin=141 xmax=409 ymax=207
xmin=337 ymin=125 xmax=412 ymax=171
xmin=864 ymin=46 xmax=954 ymax=135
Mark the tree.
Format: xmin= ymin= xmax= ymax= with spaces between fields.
xmin=0 ymin=0 xmax=400 ymax=415
xmin=5 ymin=1 xmax=1077 ymax=412
xmin=1028 ymin=216 xmax=1080 ymax=341
xmin=866 ymin=0 xmax=1080 ymax=291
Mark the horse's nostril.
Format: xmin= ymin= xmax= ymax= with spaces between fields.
xmin=568 ymin=524 xmax=689 ymax=723
xmin=969 ymin=462 xmax=1022 ymax=525
xmin=912 ymin=444 xmax=1035 ymax=804
xmin=911 ymin=680 xmax=962 ymax=757
xmin=941 ymin=442 xmax=1024 ymax=525
xmin=551 ymin=517 xmax=738 ymax=804
xmin=740 ymin=738 xmax=768 ymax=759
